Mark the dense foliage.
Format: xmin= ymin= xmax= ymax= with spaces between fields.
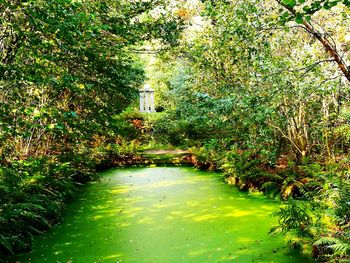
xmin=0 ymin=0 xmax=183 ymax=254
xmin=2 ymin=0 xmax=350 ymax=261
xmin=148 ymin=0 xmax=350 ymax=261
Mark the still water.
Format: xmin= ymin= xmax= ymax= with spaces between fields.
xmin=9 ymin=167 xmax=311 ymax=262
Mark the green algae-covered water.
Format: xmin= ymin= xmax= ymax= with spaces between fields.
xmin=6 ymin=167 xmax=311 ymax=262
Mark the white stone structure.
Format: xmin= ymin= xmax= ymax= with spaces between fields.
xmin=139 ymin=84 xmax=155 ymax=112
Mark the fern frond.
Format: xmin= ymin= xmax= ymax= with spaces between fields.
xmin=0 ymin=234 xmax=14 ymax=254
xmin=314 ymin=236 xmax=350 ymax=256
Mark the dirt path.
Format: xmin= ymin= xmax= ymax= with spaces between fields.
xmin=144 ymin=149 xmax=189 ymax=155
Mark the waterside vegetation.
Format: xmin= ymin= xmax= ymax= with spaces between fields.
xmin=1 ymin=0 xmax=350 ymax=262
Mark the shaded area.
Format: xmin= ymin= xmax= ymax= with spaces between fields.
xmin=5 ymin=167 xmax=311 ymax=262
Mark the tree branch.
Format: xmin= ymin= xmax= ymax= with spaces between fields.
xmin=277 ymin=0 xmax=350 ymax=82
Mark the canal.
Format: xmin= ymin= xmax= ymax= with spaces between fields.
xmin=8 ymin=167 xmax=311 ymax=262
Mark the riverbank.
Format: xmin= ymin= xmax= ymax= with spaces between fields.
xmin=0 ymin=146 xmax=344 ymax=261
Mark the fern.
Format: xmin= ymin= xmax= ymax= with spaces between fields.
xmin=271 ymin=200 xmax=314 ymax=237
xmin=261 ymin=181 xmax=280 ymax=198
xmin=0 ymin=234 xmax=14 ymax=254
xmin=314 ymin=236 xmax=350 ymax=256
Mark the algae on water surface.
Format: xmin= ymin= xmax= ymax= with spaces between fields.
xmin=6 ymin=167 xmax=311 ymax=262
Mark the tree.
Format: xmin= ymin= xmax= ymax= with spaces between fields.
xmin=0 ymin=0 xmax=184 ymax=159
xmin=277 ymin=0 xmax=350 ymax=81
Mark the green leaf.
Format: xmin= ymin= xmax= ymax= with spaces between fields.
xmin=295 ymin=14 xmax=303 ymax=24
xmin=55 ymin=124 xmax=64 ymax=130
xmin=303 ymin=5 xmax=311 ymax=12
xmin=281 ymin=0 xmax=297 ymax=8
